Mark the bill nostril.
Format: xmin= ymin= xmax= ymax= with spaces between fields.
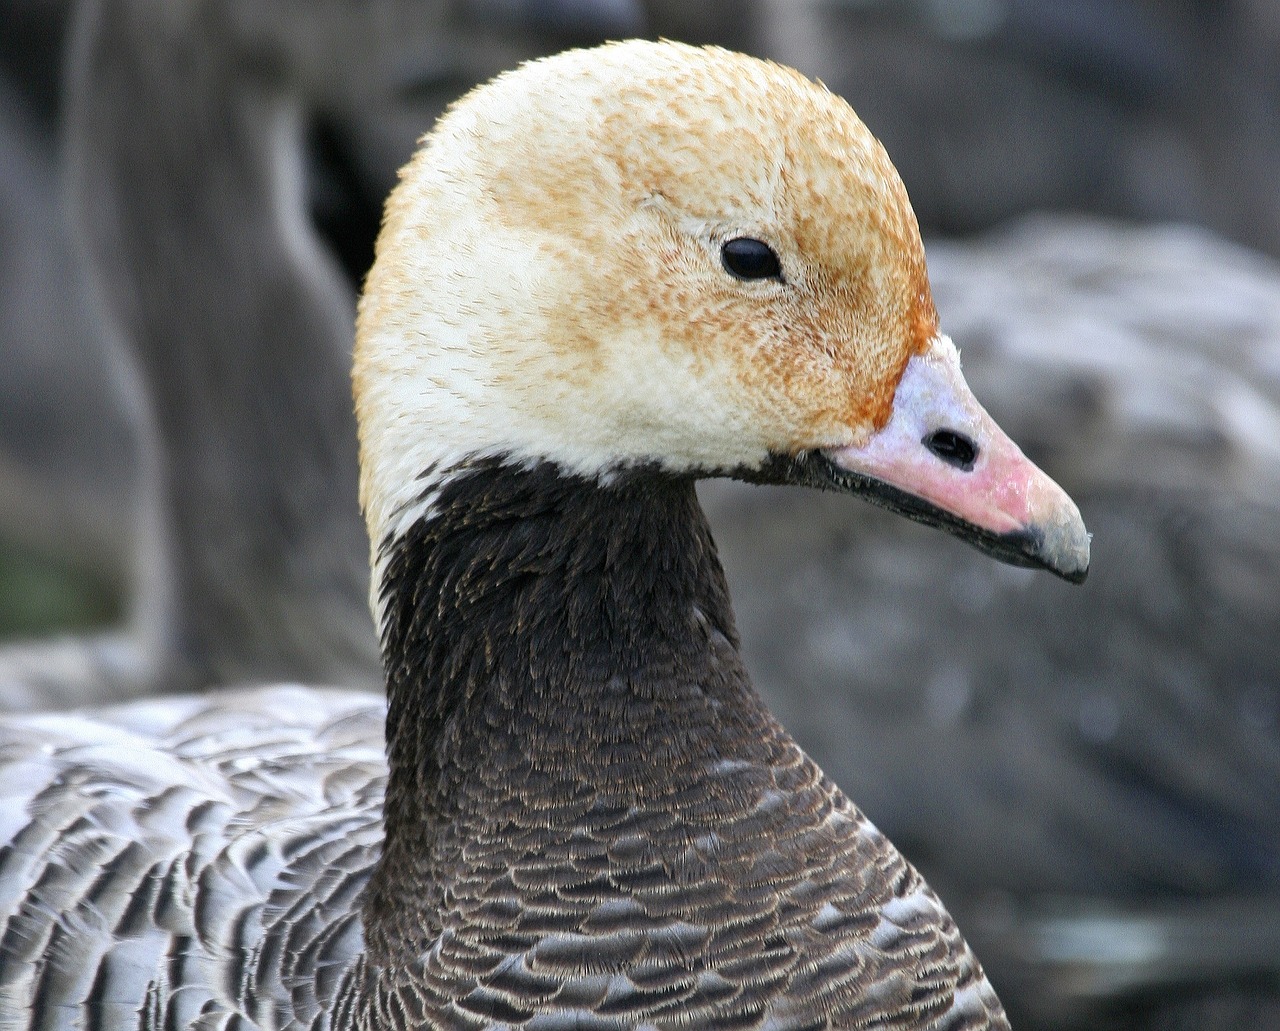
xmin=923 ymin=429 xmax=978 ymax=471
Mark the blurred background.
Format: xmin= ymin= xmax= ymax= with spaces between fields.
xmin=3 ymin=0 xmax=1279 ymax=1027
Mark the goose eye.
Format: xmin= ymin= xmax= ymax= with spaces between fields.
xmin=721 ymin=237 xmax=782 ymax=281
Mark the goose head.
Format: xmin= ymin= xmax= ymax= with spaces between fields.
xmin=354 ymin=40 xmax=1089 ymax=623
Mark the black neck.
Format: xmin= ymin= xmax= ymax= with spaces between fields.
xmin=376 ymin=459 xmax=752 ymax=797
xmin=363 ymin=460 xmax=768 ymax=953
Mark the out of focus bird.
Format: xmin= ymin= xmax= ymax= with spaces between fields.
xmin=0 ymin=42 xmax=1089 ymax=1030
xmin=0 ymin=0 xmax=648 ymax=709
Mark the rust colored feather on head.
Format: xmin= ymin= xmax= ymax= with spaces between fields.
xmin=354 ymin=41 xmax=937 ymax=564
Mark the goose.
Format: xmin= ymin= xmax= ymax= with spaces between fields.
xmin=0 ymin=40 xmax=1088 ymax=1030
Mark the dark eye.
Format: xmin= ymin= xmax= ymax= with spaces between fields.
xmin=721 ymin=237 xmax=782 ymax=281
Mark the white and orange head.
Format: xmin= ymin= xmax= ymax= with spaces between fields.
xmin=354 ymin=40 xmax=1088 ymax=596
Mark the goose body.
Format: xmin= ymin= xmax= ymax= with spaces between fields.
xmin=0 ymin=41 xmax=1088 ymax=1030
xmin=0 ymin=687 xmax=385 ymax=1029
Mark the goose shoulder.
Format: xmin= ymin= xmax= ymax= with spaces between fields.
xmin=0 ymin=688 xmax=384 ymax=1029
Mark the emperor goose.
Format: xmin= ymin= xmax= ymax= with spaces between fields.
xmin=0 ymin=41 xmax=1088 ymax=1030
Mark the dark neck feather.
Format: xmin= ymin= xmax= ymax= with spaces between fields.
xmin=363 ymin=460 xmax=770 ymax=955
xmin=376 ymin=459 xmax=751 ymax=796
